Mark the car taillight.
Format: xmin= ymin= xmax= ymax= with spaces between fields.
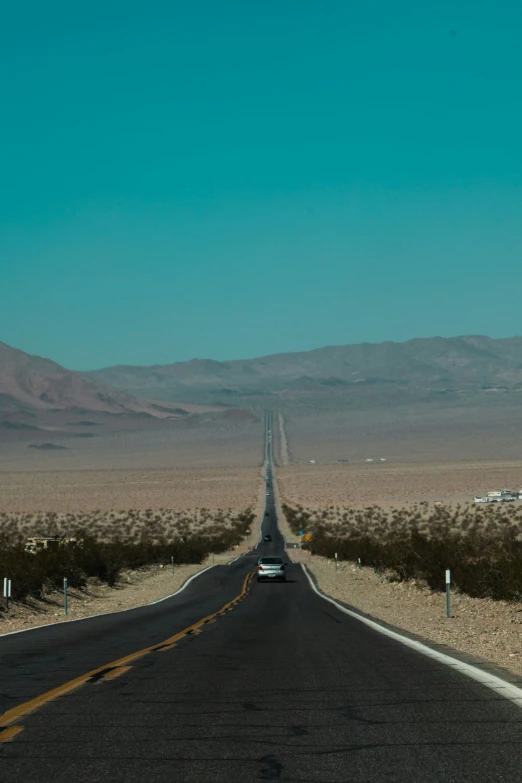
xmin=258 ymin=565 xmax=263 ymax=570
xmin=279 ymin=565 xmax=285 ymax=570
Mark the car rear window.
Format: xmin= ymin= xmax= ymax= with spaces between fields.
xmin=259 ymin=557 xmax=283 ymax=564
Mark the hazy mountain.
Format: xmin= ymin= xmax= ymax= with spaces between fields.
xmin=83 ymin=335 xmax=522 ymax=404
xmin=0 ymin=341 xmax=156 ymax=417
xmin=0 ymin=343 xmax=260 ymax=447
xmin=4 ymin=334 xmax=522 ymax=424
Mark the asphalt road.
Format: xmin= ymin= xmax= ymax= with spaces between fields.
xmin=1 ymin=432 xmax=522 ymax=780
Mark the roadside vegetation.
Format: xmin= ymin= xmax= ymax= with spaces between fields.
xmin=0 ymin=508 xmax=254 ymax=602
xmin=283 ymin=503 xmax=522 ymax=601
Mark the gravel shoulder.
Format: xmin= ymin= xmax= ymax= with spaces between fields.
xmin=0 ymin=561 xmax=215 ymax=636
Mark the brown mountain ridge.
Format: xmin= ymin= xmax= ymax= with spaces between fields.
xmin=0 ymin=342 xmax=259 ymax=445
xmin=0 ymin=341 xmax=154 ymax=416
xmin=82 ymin=335 xmax=522 ymax=404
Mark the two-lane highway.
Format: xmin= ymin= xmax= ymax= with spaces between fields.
xmin=1 ymin=419 xmax=522 ymax=781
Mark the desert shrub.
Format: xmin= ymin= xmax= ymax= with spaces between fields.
xmin=282 ymin=503 xmax=522 ymax=602
xmin=0 ymin=536 xmax=47 ymax=600
xmin=0 ymin=507 xmax=256 ymax=603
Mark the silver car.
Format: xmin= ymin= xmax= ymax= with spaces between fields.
xmin=257 ymin=556 xmax=286 ymax=582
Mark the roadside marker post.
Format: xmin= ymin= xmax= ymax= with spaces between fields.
xmin=64 ymin=577 xmax=68 ymax=616
xmin=335 ymin=552 xmax=338 ymax=572
xmin=3 ymin=578 xmax=11 ymax=611
xmin=357 ymin=557 xmax=362 ymax=568
xmin=171 ymin=556 xmax=175 ymax=574
xmin=212 ymin=553 xmax=215 ymax=565
xmin=445 ymin=569 xmax=451 ymax=618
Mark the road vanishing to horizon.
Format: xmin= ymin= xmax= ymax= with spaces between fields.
xmin=1 ymin=415 xmax=521 ymax=782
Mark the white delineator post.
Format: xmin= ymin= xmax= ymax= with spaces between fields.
xmin=4 ymin=578 xmax=12 ymax=611
xmin=445 ymin=569 xmax=451 ymax=618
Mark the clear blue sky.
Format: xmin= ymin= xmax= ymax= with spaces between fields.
xmin=1 ymin=1 xmax=521 ymax=370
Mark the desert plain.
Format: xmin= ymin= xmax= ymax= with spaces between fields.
xmin=3 ymin=405 xmax=522 ymax=513
xmin=276 ymin=460 xmax=522 ymax=508
xmin=0 ymin=466 xmax=263 ymax=514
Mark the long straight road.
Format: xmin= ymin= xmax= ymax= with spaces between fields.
xmin=1 ymin=417 xmax=522 ymax=781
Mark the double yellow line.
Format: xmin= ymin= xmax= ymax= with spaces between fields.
xmin=0 ymin=570 xmax=254 ymax=743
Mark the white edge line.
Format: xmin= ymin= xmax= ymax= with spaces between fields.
xmin=0 ymin=565 xmax=216 ymax=639
xmin=149 ymin=566 xmax=214 ymax=604
xmin=301 ymin=563 xmax=522 ymax=710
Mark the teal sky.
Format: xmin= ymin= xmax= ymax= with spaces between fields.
xmin=1 ymin=1 xmax=521 ymax=370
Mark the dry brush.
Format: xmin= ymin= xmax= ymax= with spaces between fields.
xmin=0 ymin=507 xmax=254 ymax=602
xmin=283 ymin=502 xmax=522 ymax=601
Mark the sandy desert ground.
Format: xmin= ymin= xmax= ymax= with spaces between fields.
xmin=276 ymin=461 xmax=522 ymax=507
xmin=0 ymin=466 xmax=263 ymax=513
xmin=0 ymin=416 xmax=264 ymax=472
xmin=280 ymin=402 xmax=522 ymax=465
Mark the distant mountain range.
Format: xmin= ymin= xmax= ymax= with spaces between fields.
xmin=2 ymin=335 xmax=522 ymax=433
xmin=0 ymin=342 xmax=258 ymax=442
xmin=0 ymin=341 xmax=155 ymax=417
xmin=82 ymin=335 xmax=522 ymax=403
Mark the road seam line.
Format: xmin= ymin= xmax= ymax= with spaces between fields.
xmin=93 ymin=666 xmax=133 ymax=684
xmin=301 ymin=564 xmax=522 ymax=710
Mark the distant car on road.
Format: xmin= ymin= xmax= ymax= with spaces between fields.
xmin=257 ymin=556 xmax=286 ymax=582
xmin=264 ymin=534 xmax=272 ymax=541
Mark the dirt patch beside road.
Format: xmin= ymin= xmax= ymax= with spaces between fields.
xmin=0 ymin=562 xmax=214 ymax=636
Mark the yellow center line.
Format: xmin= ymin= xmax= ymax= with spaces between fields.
xmin=0 ymin=570 xmax=254 ymax=730
xmin=0 ymin=727 xmax=24 ymax=744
